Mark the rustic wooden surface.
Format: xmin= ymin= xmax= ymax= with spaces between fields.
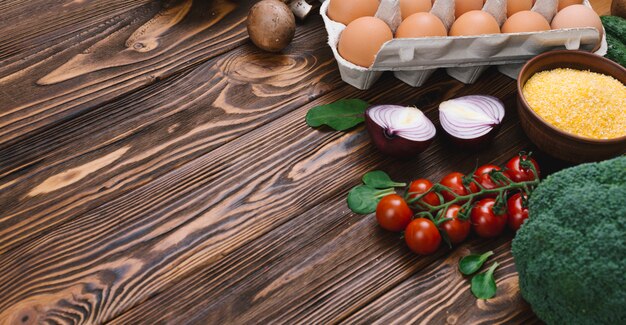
xmin=0 ymin=0 xmax=611 ymax=324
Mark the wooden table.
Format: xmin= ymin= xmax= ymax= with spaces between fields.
xmin=0 ymin=1 xmax=611 ymax=324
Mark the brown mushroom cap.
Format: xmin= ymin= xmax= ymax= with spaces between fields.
xmin=246 ymin=0 xmax=296 ymax=53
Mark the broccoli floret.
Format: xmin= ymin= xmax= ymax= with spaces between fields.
xmin=512 ymin=156 xmax=626 ymax=325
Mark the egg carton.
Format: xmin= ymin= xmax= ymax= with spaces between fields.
xmin=321 ymin=0 xmax=607 ymax=89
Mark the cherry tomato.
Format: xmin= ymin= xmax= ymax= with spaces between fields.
xmin=376 ymin=194 xmax=413 ymax=232
xmin=408 ymin=179 xmax=441 ymax=207
xmin=471 ymin=198 xmax=508 ymax=238
xmin=507 ymin=193 xmax=529 ymax=231
xmin=440 ymin=205 xmax=471 ymax=244
xmin=474 ymin=164 xmax=503 ymax=190
xmin=506 ymin=154 xmax=540 ymax=182
xmin=405 ymin=218 xmax=441 ymax=255
xmin=440 ymin=172 xmax=478 ymax=202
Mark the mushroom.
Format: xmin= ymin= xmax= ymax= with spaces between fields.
xmin=285 ymin=0 xmax=314 ymax=20
xmin=247 ymin=0 xmax=297 ymax=52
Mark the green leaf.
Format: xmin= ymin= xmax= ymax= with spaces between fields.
xmin=362 ymin=171 xmax=406 ymax=189
xmin=305 ymin=99 xmax=369 ymax=131
xmin=347 ymin=185 xmax=394 ymax=214
xmin=459 ymin=251 xmax=494 ymax=275
xmin=471 ymin=262 xmax=499 ymax=299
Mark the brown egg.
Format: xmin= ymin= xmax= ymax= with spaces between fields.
xmin=328 ymin=0 xmax=380 ymax=25
xmin=502 ymin=11 xmax=550 ymax=33
xmin=400 ymin=0 xmax=432 ymax=20
xmin=450 ymin=10 xmax=500 ymax=36
xmin=455 ymin=0 xmax=485 ymax=19
xmin=558 ymin=0 xmax=583 ymax=11
xmin=338 ymin=17 xmax=393 ymax=67
xmin=396 ymin=12 xmax=447 ymax=38
xmin=551 ymin=4 xmax=603 ymax=50
xmin=507 ymin=0 xmax=533 ymax=17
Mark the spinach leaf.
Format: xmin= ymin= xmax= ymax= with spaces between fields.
xmin=347 ymin=185 xmax=395 ymax=214
xmin=471 ymin=262 xmax=499 ymax=299
xmin=362 ymin=171 xmax=406 ymax=189
xmin=459 ymin=251 xmax=494 ymax=275
xmin=306 ymin=99 xmax=369 ymax=131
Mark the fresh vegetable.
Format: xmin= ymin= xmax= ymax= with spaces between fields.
xmin=347 ymin=171 xmax=405 ymax=214
xmin=471 ymin=262 xmax=499 ymax=299
xmin=473 ymin=164 xmax=504 ymax=192
xmin=601 ymin=15 xmax=626 ymax=42
xmin=376 ymin=194 xmax=413 ymax=232
xmin=405 ymin=218 xmax=442 ymax=255
xmin=348 ymin=153 xmax=541 ymax=259
xmin=246 ymin=0 xmax=296 ymax=52
xmin=471 ymin=198 xmax=508 ymax=238
xmin=365 ymin=105 xmax=436 ymax=157
xmin=506 ymin=193 xmax=528 ymax=231
xmin=512 ymin=156 xmax=626 ymax=325
xmin=605 ymin=33 xmax=626 ymax=67
xmin=459 ymin=251 xmax=494 ymax=275
xmin=407 ymin=179 xmax=440 ymax=207
xmin=347 ymin=185 xmax=395 ymax=214
xmin=439 ymin=172 xmax=478 ymax=202
xmin=305 ymin=99 xmax=369 ymax=131
xmin=285 ymin=0 xmax=314 ymax=20
xmin=505 ymin=153 xmax=539 ymax=182
xmin=438 ymin=95 xmax=505 ymax=148
xmin=363 ymin=170 xmax=406 ymax=189
xmin=440 ymin=205 xmax=471 ymax=244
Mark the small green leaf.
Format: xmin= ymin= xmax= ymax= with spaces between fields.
xmin=306 ymin=99 xmax=369 ymax=131
xmin=471 ymin=262 xmax=499 ymax=299
xmin=347 ymin=185 xmax=394 ymax=214
xmin=362 ymin=171 xmax=406 ymax=189
xmin=459 ymin=251 xmax=494 ymax=275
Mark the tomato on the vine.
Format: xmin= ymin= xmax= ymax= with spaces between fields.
xmin=440 ymin=205 xmax=471 ymax=244
xmin=376 ymin=194 xmax=413 ymax=232
xmin=474 ymin=164 xmax=504 ymax=190
xmin=507 ymin=193 xmax=529 ymax=231
xmin=506 ymin=155 xmax=540 ymax=182
xmin=440 ymin=172 xmax=478 ymax=202
xmin=405 ymin=218 xmax=441 ymax=255
xmin=408 ymin=179 xmax=441 ymax=207
xmin=471 ymin=198 xmax=508 ymax=238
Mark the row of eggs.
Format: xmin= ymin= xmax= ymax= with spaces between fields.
xmin=329 ymin=0 xmax=586 ymax=24
xmin=332 ymin=0 xmax=604 ymax=67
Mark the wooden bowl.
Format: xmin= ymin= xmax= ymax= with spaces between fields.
xmin=517 ymin=50 xmax=626 ymax=163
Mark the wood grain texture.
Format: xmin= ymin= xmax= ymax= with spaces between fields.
xmin=0 ymin=68 xmax=533 ymax=325
xmin=0 ymin=0 xmax=611 ymax=324
xmin=0 ymin=17 xmax=339 ymax=256
xmin=342 ymin=242 xmax=543 ymax=325
xmin=109 ymin=74 xmax=540 ymax=325
xmin=0 ymin=0 xmax=251 ymax=146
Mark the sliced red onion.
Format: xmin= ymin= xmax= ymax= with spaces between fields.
xmin=439 ymin=95 xmax=505 ymax=148
xmin=365 ymin=105 xmax=436 ymax=157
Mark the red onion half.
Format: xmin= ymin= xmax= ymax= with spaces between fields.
xmin=365 ymin=105 xmax=436 ymax=157
xmin=439 ymin=95 xmax=505 ymax=148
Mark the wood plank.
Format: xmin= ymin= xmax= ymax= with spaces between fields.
xmin=0 ymin=68 xmax=526 ymax=324
xmin=0 ymin=17 xmax=340 ymax=255
xmin=341 ymin=243 xmax=543 ymax=325
xmin=0 ymin=0 xmax=151 ymax=61
xmin=0 ymin=0 xmax=252 ymax=146
xmin=109 ymin=80 xmax=540 ymax=324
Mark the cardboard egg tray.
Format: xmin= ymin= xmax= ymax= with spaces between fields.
xmin=321 ymin=0 xmax=607 ymax=90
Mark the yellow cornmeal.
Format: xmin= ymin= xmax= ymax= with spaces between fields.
xmin=523 ymin=68 xmax=626 ymax=139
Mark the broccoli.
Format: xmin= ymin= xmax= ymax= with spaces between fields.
xmin=511 ymin=156 xmax=626 ymax=325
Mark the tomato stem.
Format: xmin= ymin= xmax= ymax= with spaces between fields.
xmin=406 ymin=177 xmax=539 ymax=218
